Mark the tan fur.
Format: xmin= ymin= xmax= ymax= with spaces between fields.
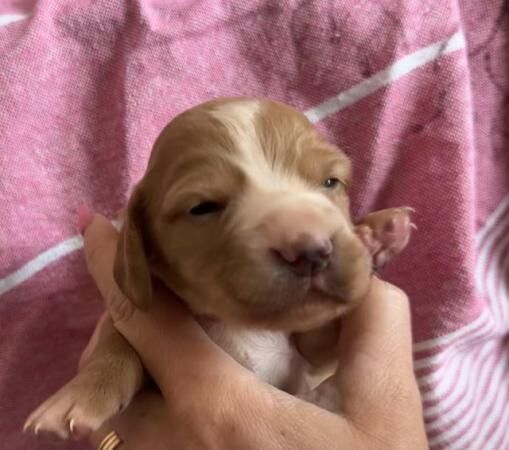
xmin=25 ymin=97 xmax=413 ymax=439
xmin=126 ymin=97 xmax=371 ymax=331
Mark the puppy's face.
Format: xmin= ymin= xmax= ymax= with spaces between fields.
xmin=115 ymin=98 xmax=371 ymax=331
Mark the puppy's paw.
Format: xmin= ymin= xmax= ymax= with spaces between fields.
xmin=355 ymin=207 xmax=416 ymax=270
xmin=24 ymin=371 xmax=125 ymax=440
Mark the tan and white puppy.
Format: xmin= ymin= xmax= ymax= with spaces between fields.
xmin=25 ymin=97 xmax=414 ymax=438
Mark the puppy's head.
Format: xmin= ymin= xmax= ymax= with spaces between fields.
xmin=114 ymin=98 xmax=371 ymax=331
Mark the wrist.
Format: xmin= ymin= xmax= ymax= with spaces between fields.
xmin=220 ymin=378 xmax=342 ymax=450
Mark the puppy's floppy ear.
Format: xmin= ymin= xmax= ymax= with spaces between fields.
xmin=113 ymin=187 xmax=152 ymax=310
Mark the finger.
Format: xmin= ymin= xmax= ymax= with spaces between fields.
xmin=82 ymin=214 xmax=136 ymax=322
xmin=337 ymin=278 xmax=421 ymax=420
xmin=340 ymin=277 xmax=414 ymax=369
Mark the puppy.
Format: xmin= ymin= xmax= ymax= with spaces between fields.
xmin=25 ymin=97 xmax=414 ymax=438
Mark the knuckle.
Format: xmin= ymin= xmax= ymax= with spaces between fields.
xmin=106 ymin=289 xmax=134 ymax=323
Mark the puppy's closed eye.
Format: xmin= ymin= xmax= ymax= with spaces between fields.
xmin=189 ymin=200 xmax=225 ymax=216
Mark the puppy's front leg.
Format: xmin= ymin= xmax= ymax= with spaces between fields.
xmin=24 ymin=315 xmax=144 ymax=439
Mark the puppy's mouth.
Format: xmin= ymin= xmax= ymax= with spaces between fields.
xmin=270 ymin=250 xmax=348 ymax=301
xmin=238 ymin=283 xmax=352 ymax=332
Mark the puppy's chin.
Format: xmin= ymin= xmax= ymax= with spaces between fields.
xmin=239 ymin=298 xmax=354 ymax=332
xmin=185 ymin=264 xmax=372 ymax=332
xmin=189 ymin=295 xmax=351 ymax=332
xmin=241 ymin=276 xmax=371 ymax=332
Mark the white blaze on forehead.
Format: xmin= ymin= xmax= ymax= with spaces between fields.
xmin=209 ymin=99 xmax=262 ymax=159
xmin=209 ymin=101 xmax=341 ymax=235
xmin=208 ymin=100 xmax=308 ymax=192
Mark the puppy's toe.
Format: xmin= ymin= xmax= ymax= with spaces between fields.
xmin=24 ymin=374 xmax=124 ymax=440
xmin=24 ymin=389 xmax=75 ymax=439
xmin=355 ymin=207 xmax=416 ymax=270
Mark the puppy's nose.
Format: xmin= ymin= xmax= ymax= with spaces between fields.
xmin=274 ymin=234 xmax=332 ymax=277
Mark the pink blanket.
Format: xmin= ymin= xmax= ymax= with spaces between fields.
xmin=1 ymin=1 xmax=508 ymax=449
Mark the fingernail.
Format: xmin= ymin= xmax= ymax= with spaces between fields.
xmin=77 ymin=205 xmax=93 ymax=235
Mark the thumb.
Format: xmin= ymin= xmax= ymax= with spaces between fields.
xmin=81 ymin=211 xmax=136 ymax=323
xmin=336 ymin=278 xmax=419 ymax=422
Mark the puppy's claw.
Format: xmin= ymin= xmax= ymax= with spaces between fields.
xmin=24 ymin=373 xmax=124 ymax=441
xmin=68 ymin=418 xmax=91 ymax=440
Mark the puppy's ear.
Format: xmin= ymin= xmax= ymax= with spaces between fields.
xmin=113 ymin=188 xmax=152 ymax=310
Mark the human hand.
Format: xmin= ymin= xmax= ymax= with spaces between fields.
xmin=82 ymin=212 xmax=427 ymax=450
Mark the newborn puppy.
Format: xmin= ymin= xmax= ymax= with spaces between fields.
xmin=25 ymin=97 xmax=414 ymax=438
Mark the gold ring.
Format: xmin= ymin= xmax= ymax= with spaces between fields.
xmin=98 ymin=430 xmax=123 ymax=450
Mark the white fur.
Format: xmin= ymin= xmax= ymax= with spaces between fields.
xmin=201 ymin=320 xmax=302 ymax=388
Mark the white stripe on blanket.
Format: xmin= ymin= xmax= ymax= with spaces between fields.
xmin=0 ymin=13 xmax=29 ymax=27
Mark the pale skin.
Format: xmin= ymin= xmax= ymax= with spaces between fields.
xmin=81 ymin=214 xmax=428 ymax=450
